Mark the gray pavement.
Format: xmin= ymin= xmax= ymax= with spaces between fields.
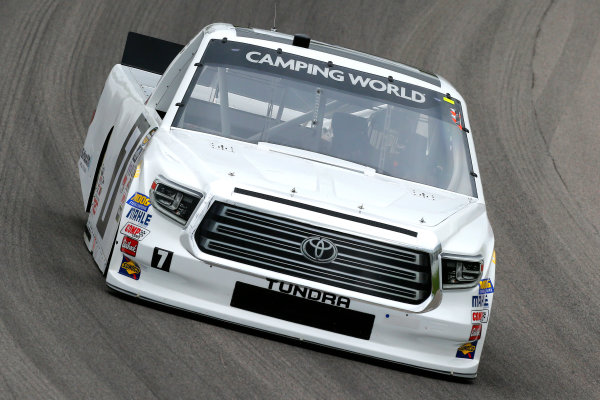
xmin=0 ymin=1 xmax=598 ymax=398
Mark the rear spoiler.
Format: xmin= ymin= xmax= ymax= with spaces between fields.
xmin=121 ymin=32 xmax=184 ymax=75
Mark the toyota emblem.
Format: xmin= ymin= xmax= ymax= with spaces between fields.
xmin=301 ymin=237 xmax=338 ymax=263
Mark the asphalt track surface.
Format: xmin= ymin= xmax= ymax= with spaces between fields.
xmin=1 ymin=1 xmax=599 ymax=398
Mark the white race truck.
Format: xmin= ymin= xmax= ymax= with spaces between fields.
xmin=79 ymin=23 xmax=495 ymax=378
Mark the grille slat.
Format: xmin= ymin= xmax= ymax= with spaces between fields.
xmin=196 ymin=202 xmax=432 ymax=304
xmin=226 ymin=207 xmax=419 ymax=262
xmin=335 ymin=255 xmax=420 ymax=282
xmin=216 ymin=223 xmax=300 ymax=251
xmin=205 ymin=240 xmax=420 ymax=299
xmin=205 ymin=238 xmax=419 ymax=297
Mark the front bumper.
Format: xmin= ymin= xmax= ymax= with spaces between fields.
xmin=106 ymin=226 xmax=494 ymax=378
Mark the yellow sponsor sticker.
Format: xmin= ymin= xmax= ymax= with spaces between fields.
xmin=119 ymin=257 xmax=141 ymax=280
xmin=456 ymin=342 xmax=477 ymax=359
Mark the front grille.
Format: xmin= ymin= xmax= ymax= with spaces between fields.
xmin=196 ymin=202 xmax=432 ymax=304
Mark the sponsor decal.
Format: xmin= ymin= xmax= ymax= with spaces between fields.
xmin=126 ymin=208 xmax=152 ymax=226
xmin=472 ymin=294 xmax=490 ymax=309
xmin=151 ymin=248 xmax=173 ymax=272
xmin=245 ymin=51 xmax=426 ymax=104
xmin=266 ymin=278 xmax=350 ymax=308
xmin=450 ymin=107 xmax=463 ymax=130
xmin=469 ymin=324 xmax=482 ymax=341
xmin=120 ymin=236 xmax=138 ymax=257
xmin=472 ymin=310 xmax=483 ymax=323
xmin=142 ymin=130 xmax=155 ymax=145
xmin=126 ymin=192 xmax=151 ymax=212
xmin=111 ymin=128 xmax=155 ymax=225
xmin=79 ymin=147 xmax=92 ymax=171
xmin=479 ymin=278 xmax=494 ymax=294
xmin=91 ymin=165 xmax=105 ymax=215
xmin=131 ymin=145 xmax=144 ymax=164
xmin=492 ymin=250 xmax=496 ymax=265
xmin=121 ymin=222 xmax=149 ymax=241
xmin=456 ymin=341 xmax=478 ymax=359
xmin=481 ymin=309 xmax=489 ymax=323
xmin=119 ymin=256 xmax=140 ymax=280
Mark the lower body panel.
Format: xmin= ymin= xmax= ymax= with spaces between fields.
xmin=105 ymin=240 xmax=494 ymax=378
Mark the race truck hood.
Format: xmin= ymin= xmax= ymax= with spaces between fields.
xmin=152 ymin=128 xmax=475 ymax=228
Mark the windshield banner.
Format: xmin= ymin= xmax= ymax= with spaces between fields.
xmin=200 ymin=40 xmax=458 ymax=113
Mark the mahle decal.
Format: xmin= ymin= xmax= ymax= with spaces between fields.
xmin=126 ymin=208 xmax=152 ymax=226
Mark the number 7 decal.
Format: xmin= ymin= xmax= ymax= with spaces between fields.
xmin=151 ymin=248 xmax=173 ymax=272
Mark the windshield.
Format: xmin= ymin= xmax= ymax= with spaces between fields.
xmin=174 ymin=40 xmax=477 ymax=196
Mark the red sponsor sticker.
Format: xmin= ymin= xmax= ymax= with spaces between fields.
xmin=472 ymin=311 xmax=483 ymax=323
xmin=469 ymin=324 xmax=482 ymax=341
xmin=121 ymin=236 xmax=138 ymax=256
